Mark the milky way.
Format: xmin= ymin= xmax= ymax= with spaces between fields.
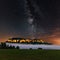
xmin=0 ymin=0 xmax=60 ymax=45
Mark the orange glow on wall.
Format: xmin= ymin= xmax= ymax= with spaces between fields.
xmin=20 ymin=40 xmax=26 ymax=42
xmin=26 ymin=39 xmax=31 ymax=42
xmin=12 ymin=40 xmax=16 ymax=42
xmin=40 ymin=40 xmax=44 ymax=43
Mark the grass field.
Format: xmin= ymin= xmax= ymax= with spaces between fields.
xmin=0 ymin=49 xmax=60 ymax=60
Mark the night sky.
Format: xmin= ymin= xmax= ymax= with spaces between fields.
xmin=0 ymin=0 xmax=60 ymax=45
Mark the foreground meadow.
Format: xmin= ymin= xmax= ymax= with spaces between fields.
xmin=0 ymin=49 xmax=60 ymax=60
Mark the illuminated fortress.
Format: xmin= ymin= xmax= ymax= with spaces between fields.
xmin=5 ymin=37 xmax=53 ymax=50
xmin=6 ymin=38 xmax=44 ymax=44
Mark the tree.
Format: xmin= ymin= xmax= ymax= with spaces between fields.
xmin=1 ymin=42 xmax=6 ymax=48
xmin=16 ymin=46 xmax=19 ymax=49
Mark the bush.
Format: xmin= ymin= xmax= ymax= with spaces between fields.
xmin=38 ymin=48 xmax=42 ymax=50
xmin=30 ymin=48 xmax=32 ymax=50
xmin=0 ymin=42 xmax=6 ymax=48
xmin=16 ymin=46 xmax=19 ymax=49
xmin=12 ymin=46 xmax=15 ymax=49
xmin=9 ymin=45 xmax=13 ymax=49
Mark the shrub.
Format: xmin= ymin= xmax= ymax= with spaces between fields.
xmin=1 ymin=42 xmax=6 ymax=48
xmin=9 ymin=45 xmax=13 ymax=49
xmin=30 ymin=48 xmax=32 ymax=50
xmin=38 ymin=48 xmax=42 ymax=50
xmin=12 ymin=46 xmax=15 ymax=49
xmin=16 ymin=46 xmax=19 ymax=49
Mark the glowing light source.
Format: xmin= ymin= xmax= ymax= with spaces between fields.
xmin=26 ymin=39 xmax=31 ymax=42
xmin=20 ymin=39 xmax=26 ymax=43
xmin=12 ymin=40 xmax=16 ymax=42
xmin=40 ymin=40 xmax=44 ymax=43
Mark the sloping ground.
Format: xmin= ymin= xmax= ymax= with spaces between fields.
xmin=0 ymin=49 xmax=60 ymax=60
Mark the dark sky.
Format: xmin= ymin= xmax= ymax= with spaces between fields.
xmin=0 ymin=0 xmax=26 ymax=39
xmin=0 ymin=0 xmax=60 ymax=44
